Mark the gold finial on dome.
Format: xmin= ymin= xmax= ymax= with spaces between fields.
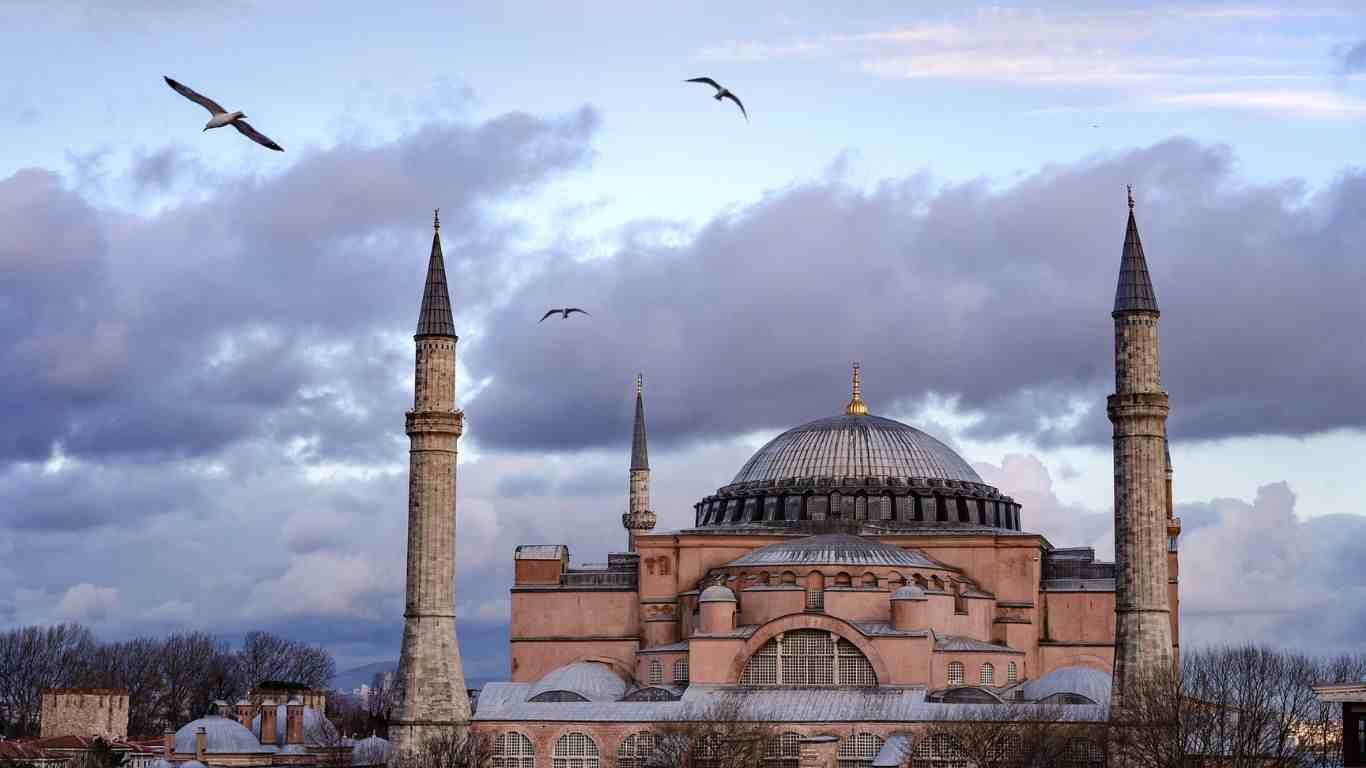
xmin=846 ymin=362 xmax=869 ymax=416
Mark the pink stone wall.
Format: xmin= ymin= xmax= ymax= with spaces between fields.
xmin=510 ymin=640 xmax=639 ymax=683
xmin=510 ymin=591 xmax=639 ymax=641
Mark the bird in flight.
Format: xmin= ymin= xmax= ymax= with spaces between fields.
xmin=163 ymin=76 xmax=284 ymax=151
xmin=685 ymin=77 xmax=747 ymax=121
xmin=539 ymin=308 xmax=591 ymax=322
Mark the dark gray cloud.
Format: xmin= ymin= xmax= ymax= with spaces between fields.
xmin=1341 ymin=41 xmax=1366 ymax=73
xmin=0 ymin=105 xmax=599 ymax=466
xmin=465 ymin=139 xmax=1366 ymax=453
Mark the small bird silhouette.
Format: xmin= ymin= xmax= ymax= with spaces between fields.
xmin=539 ymin=308 xmax=591 ymax=322
xmin=163 ymin=76 xmax=284 ymax=151
xmin=685 ymin=77 xmax=747 ymax=121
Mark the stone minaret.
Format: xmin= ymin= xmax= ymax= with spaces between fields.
xmin=1108 ymin=188 xmax=1174 ymax=709
xmin=392 ymin=210 xmax=470 ymax=760
xmin=622 ymin=374 xmax=656 ymax=551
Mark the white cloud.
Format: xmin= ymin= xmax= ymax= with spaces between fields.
xmin=1154 ymin=89 xmax=1366 ymax=117
xmin=55 ymin=583 xmax=120 ymax=623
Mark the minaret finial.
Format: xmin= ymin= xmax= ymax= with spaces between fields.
xmin=433 ymin=208 xmax=441 ymax=230
xmin=1127 ymin=185 xmax=1134 ymax=211
xmin=845 ymin=362 xmax=868 ymax=416
xmin=636 ymin=372 xmax=643 ymax=396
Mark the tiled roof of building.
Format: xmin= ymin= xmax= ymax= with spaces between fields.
xmin=725 ymin=534 xmax=949 ymax=569
xmin=852 ymin=622 xmax=930 ymax=638
xmin=0 ymin=741 xmax=59 ymax=762
xmin=174 ymin=715 xmax=275 ymax=755
xmin=472 ymin=683 xmax=1108 ymax=723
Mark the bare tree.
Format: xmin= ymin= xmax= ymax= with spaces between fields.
xmin=236 ymin=632 xmax=336 ymax=691
xmin=0 ymin=623 xmax=97 ymax=736
xmin=395 ymin=730 xmax=493 ymax=768
xmin=365 ymin=672 xmax=400 ymax=736
xmin=157 ymin=632 xmax=233 ymax=727
xmin=649 ymin=699 xmax=774 ymax=768
xmin=915 ymin=702 xmax=1093 ymax=768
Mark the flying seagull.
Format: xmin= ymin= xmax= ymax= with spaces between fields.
xmin=163 ymin=76 xmax=284 ymax=151
xmin=539 ymin=308 xmax=591 ymax=322
xmin=685 ymin=77 xmax=747 ymax=121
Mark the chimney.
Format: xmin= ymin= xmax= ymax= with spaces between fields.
xmin=260 ymin=699 xmax=278 ymax=746
xmin=285 ymin=697 xmax=304 ymax=745
xmin=235 ymin=699 xmax=253 ymax=728
xmin=194 ymin=727 xmax=207 ymax=762
xmin=162 ymin=728 xmax=174 ymax=758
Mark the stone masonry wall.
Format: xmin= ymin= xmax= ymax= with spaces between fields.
xmin=40 ymin=689 xmax=129 ymax=739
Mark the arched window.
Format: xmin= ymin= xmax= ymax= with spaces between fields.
xmin=764 ymin=732 xmax=801 ymax=767
xmin=673 ymin=659 xmax=689 ymax=685
xmin=947 ymin=661 xmax=965 ymax=686
xmin=740 ymin=629 xmax=877 ymax=687
xmin=552 ymin=732 xmax=600 ymax=768
xmin=529 ymin=690 xmax=588 ymax=702
xmin=1007 ymin=662 xmax=1018 ymax=684
xmin=492 ymin=732 xmax=534 ymax=768
xmin=837 ymin=733 xmax=885 ymax=768
xmin=1062 ymin=738 xmax=1106 ymax=768
xmin=695 ymin=734 xmax=722 ymax=768
xmin=616 ymin=732 xmax=658 ymax=768
xmin=931 ymin=576 xmax=944 ymax=591
xmin=781 ymin=571 xmax=797 ymax=585
xmin=888 ymin=572 xmax=907 ymax=588
xmin=835 ymin=572 xmax=852 ymax=587
xmin=860 ymin=572 xmax=878 ymax=587
xmin=912 ymin=734 xmax=968 ymax=768
xmin=648 ymin=659 xmax=663 ymax=685
xmin=980 ymin=663 xmax=995 ymax=685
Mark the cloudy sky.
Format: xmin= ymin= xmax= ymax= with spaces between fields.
xmin=2 ymin=1 xmax=1365 ymax=677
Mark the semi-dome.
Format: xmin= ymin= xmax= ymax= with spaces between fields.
xmin=726 ymin=534 xmax=948 ymax=570
xmin=698 ymin=585 xmax=737 ymax=603
xmin=174 ymin=715 xmax=274 ymax=755
xmin=693 ymin=374 xmax=1022 ymax=533
xmin=891 ymin=585 xmax=928 ymax=601
xmin=528 ymin=661 xmax=628 ymax=703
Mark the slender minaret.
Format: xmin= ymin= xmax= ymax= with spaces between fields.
xmin=1108 ymin=188 xmax=1174 ymax=709
xmin=392 ymin=210 xmax=470 ymax=760
xmin=622 ymin=374 xmax=656 ymax=551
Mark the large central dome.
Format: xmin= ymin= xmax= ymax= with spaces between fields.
xmin=691 ymin=368 xmax=1022 ymax=532
xmin=730 ymin=414 xmax=983 ymax=486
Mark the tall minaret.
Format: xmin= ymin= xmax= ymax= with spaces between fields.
xmin=622 ymin=374 xmax=656 ymax=551
xmin=392 ymin=210 xmax=470 ymax=759
xmin=1108 ymin=188 xmax=1174 ymax=709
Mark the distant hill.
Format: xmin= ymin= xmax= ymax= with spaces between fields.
xmin=332 ymin=660 xmax=397 ymax=691
xmin=332 ymin=660 xmax=494 ymax=693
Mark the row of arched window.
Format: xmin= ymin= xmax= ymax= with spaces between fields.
xmin=645 ymin=658 xmax=689 ymax=686
xmin=724 ymin=569 xmax=954 ymax=591
xmin=696 ymin=491 xmax=1021 ymax=530
xmin=491 ymin=730 xmax=886 ymax=768
xmin=945 ymin=660 xmax=1018 ymax=687
xmin=492 ymin=730 xmax=1105 ymax=768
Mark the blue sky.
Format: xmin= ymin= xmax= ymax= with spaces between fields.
xmin=2 ymin=1 xmax=1365 ymax=676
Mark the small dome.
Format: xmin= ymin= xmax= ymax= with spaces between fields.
xmin=251 ymin=705 xmax=337 ymax=747
xmin=698 ymin=585 xmax=737 ymax=603
xmin=528 ymin=661 xmax=628 ymax=702
xmin=891 ymin=585 xmax=927 ymax=601
xmin=1021 ymin=666 xmax=1112 ymax=704
xmin=174 ymin=715 xmax=274 ymax=755
xmin=352 ymin=735 xmax=392 ymax=766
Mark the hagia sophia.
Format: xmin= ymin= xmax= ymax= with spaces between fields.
xmin=388 ymin=199 xmax=1180 ymax=767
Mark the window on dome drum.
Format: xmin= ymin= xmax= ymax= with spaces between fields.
xmin=913 ymin=734 xmax=969 ymax=768
xmin=880 ymin=495 xmax=893 ymax=521
xmin=740 ymin=629 xmax=877 ymax=687
xmin=785 ymin=496 xmax=802 ymax=521
xmin=529 ymin=690 xmax=589 ymax=702
xmin=1062 ymin=738 xmax=1105 ymax=768
xmin=764 ymin=732 xmax=801 ymax=767
xmin=673 ymin=659 xmax=689 ymax=685
xmin=837 ymin=733 xmax=885 ymax=768
xmin=806 ymin=587 xmax=824 ymax=612
xmin=947 ymin=661 xmax=965 ymax=686
xmin=980 ymin=663 xmax=994 ymax=685
xmin=648 ymin=659 xmax=663 ymax=685
xmin=855 ymin=495 xmax=867 ymax=520
xmin=616 ymin=732 xmax=658 ymax=768
xmin=493 ymin=731 xmax=535 ymax=768
xmin=552 ymin=732 xmax=600 ymax=768
xmin=835 ymin=572 xmax=852 ymax=587
xmin=1007 ymin=662 xmax=1018 ymax=684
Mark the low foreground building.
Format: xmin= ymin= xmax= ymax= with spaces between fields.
xmin=1314 ymin=680 xmax=1366 ymax=768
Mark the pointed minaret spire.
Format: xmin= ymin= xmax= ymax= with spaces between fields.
xmin=1114 ymin=186 xmax=1160 ymax=315
xmin=845 ymin=362 xmax=869 ymax=416
xmin=623 ymin=373 xmax=656 ymax=551
xmin=416 ymin=210 xmax=455 ymax=337
xmin=631 ymin=373 xmax=649 ymax=471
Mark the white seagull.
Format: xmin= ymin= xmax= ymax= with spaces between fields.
xmin=163 ymin=76 xmax=284 ymax=152
xmin=685 ymin=77 xmax=747 ymax=121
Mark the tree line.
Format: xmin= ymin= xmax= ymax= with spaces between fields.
xmin=0 ymin=623 xmax=335 ymax=739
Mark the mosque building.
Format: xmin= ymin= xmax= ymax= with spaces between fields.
xmin=390 ymin=198 xmax=1179 ymax=767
